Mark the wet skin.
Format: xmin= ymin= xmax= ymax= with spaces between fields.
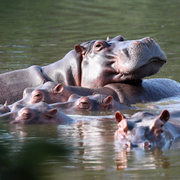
xmin=0 ymin=81 xmax=132 ymax=113
xmin=4 ymin=78 xmax=180 ymax=114
xmin=0 ymin=35 xmax=167 ymax=104
xmin=0 ymin=102 xmax=74 ymax=124
xmin=114 ymin=110 xmax=180 ymax=149
xmin=50 ymin=93 xmax=133 ymax=112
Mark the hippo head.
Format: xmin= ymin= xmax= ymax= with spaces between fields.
xmin=10 ymin=102 xmax=58 ymax=124
xmin=23 ymin=81 xmax=68 ymax=104
xmin=114 ymin=110 xmax=171 ymax=149
xmin=68 ymin=93 xmax=116 ymax=111
xmin=75 ymin=35 xmax=167 ymax=88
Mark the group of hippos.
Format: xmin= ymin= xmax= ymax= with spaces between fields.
xmin=1 ymin=35 xmax=180 ymax=149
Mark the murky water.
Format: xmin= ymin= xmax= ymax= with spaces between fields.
xmin=1 ymin=0 xmax=180 ymax=179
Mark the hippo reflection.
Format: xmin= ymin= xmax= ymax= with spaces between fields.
xmin=114 ymin=110 xmax=180 ymax=149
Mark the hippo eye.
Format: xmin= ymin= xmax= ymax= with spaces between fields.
xmin=31 ymin=91 xmax=43 ymax=102
xmin=94 ymin=40 xmax=110 ymax=52
xmin=44 ymin=115 xmax=52 ymax=120
xmin=34 ymin=93 xmax=42 ymax=100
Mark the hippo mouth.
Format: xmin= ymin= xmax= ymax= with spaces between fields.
xmin=118 ymin=57 xmax=166 ymax=81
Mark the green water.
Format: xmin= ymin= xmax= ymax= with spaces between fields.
xmin=1 ymin=0 xmax=180 ymax=179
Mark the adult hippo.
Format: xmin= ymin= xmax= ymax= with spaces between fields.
xmin=0 ymin=35 xmax=167 ymax=104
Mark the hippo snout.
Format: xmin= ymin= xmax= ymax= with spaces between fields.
xmin=20 ymin=107 xmax=33 ymax=120
xmin=125 ymin=141 xmax=151 ymax=149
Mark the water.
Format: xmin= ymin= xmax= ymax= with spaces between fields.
xmin=1 ymin=0 xmax=180 ymax=179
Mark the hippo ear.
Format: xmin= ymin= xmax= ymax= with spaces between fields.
xmin=74 ymin=44 xmax=85 ymax=55
xmin=46 ymin=109 xmax=58 ymax=118
xmin=152 ymin=110 xmax=170 ymax=133
xmin=0 ymin=101 xmax=10 ymax=113
xmin=103 ymin=96 xmax=113 ymax=106
xmin=92 ymin=92 xmax=98 ymax=95
xmin=159 ymin=110 xmax=170 ymax=123
xmin=115 ymin=111 xmax=126 ymax=123
xmin=53 ymin=84 xmax=64 ymax=95
xmin=100 ymin=96 xmax=113 ymax=110
xmin=106 ymin=37 xmax=110 ymax=41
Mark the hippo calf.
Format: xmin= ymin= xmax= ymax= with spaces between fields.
xmin=0 ymin=35 xmax=167 ymax=104
xmin=0 ymin=102 xmax=74 ymax=124
xmin=51 ymin=93 xmax=133 ymax=112
xmin=1 ymin=81 xmax=132 ymax=113
xmin=114 ymin=110 xmax=180 ymax=149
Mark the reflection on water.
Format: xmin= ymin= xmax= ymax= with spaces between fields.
xmin=1 ymin=117 xmax=180 ymax=179
xmin=1 ymin=0 xmax=180 ymax=179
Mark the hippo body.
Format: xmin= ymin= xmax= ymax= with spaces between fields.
xmin=0 ymin=35 xmax=167 ymax=104
xmin=0 ymin=102 xmax=74 ymax=124
xmin=105 ymin=78 xmax=180 ymax=104
xmin=4 ymin=78 xmax=180 ymax=114
xmin=114 ymin=110 xmax=180 ymax=149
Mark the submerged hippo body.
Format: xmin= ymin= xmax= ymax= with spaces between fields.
xmin=50 ymin=93 xmax=133 ymax=112
xmin=0 ymin=102 xmax=74 ymax=124
xmin=114 ymin=110 xmax=180 ymax=149
xmin=4 ymin=78 xmax=180 ymax=114
xmin=0 ymin=35 xmax=167 ymax=104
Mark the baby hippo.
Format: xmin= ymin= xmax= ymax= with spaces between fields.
xmin=114 ymin=110 xmax=180 ymax=149
xmin=0 ymin=102 xmax=74 ymax=124
xmin=51 ymin=93 xmax=132 ymax=112
xmin=19 ymin=81 xmax=68 ymax=104
xmin=0 ymin=81 xmax=69 ymax=114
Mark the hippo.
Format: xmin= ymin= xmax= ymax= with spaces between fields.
xmin=0 ymin=35 xmax=167 ymax=104
xmin=0 ymin=102 xmax=74 ymax=124
xmin=3 ymin=77 xmax=180 ymax=115
xmin=0 ymin=81 xmax=66 ymax=114
xmin=114 ymin=110 xmax=180 ymax=149
xmin=0 ymin=81 xmax=131 ymax=114
xmin=50 ymin=93 xmax=133 ymax=112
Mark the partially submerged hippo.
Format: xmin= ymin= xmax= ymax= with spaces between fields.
xmin=0 ymin=35 xmax=167 ymax=104
xmin=8 ymin=78 xmax=180 ymax=112
xmin=114 ymin=110 xmax=180 ymax=149
xmin=0 ymin=102 xmax=74 ymax=124
xmin=51 ymin=93 xmax=133 ymax=112
xmin=0 ymin=81 xmax=66 ymax=114
xmin=0 ymin=81 xmax=132 ymax=114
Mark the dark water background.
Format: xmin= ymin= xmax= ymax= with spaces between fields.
xmin=1 ymin=0 xmax=180 ymax=179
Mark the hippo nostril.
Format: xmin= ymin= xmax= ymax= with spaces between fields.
xmin=144 ymin=141 xmax=151 ymax=147
xmin=125 ymin=142 xmax=131 ymax=148
xmin=142 ymin=37 xmax=154 ymax=52
xmin=144 ymin=37 xmax=154 ymax=43
xmin=22 ymin=112 xmax=32 ymax=119
xmin=20 ymin=108 xmax=32 ymax=120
